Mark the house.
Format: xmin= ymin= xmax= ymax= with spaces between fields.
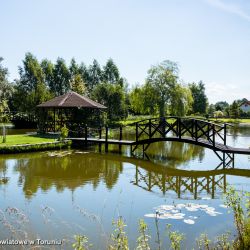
xmin=239 ymin=100 xmax=250 ymax=113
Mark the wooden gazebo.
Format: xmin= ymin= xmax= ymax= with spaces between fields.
xmin=36 ymin=91 xmax=106 ymax=133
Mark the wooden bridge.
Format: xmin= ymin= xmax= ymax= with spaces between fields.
xmin=69 ymin=117 xmax=250 ymax=168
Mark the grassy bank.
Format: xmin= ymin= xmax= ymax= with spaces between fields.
xmin=0 ymin=134 xmax=71 ymax=153
xmin=0 ymin=134 xmax=57 ymax=146
xmin=209 ymin=118 xmax=250 ymax=124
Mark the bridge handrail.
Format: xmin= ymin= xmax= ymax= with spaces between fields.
xmin=126 ymin=116 xmax=228 ymax=129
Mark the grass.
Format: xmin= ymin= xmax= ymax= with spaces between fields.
xmin=0 ymin=134 xmax=57 ymax=146
xmin=209 ymin=118 xmax=250 ymax=124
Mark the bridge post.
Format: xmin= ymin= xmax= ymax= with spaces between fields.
xmin=149 ymin=119 xmax=152 ymax=139
xmin=224 ymin=124 xmax=227 ymax=145
xmin=136 ymin=123 xmax=138 ymax=142
xmin=212 ymin=124 xmax=215 ymax=147
xmin=119 ymin=126 xmax=122 ymax=153
xmin=195 ymin=119 xmax=198 ymax=142
xmin=178 ymin=117 xmax=181 ymax=139
xmin=105 ymin=126 xmax=108 ymax=152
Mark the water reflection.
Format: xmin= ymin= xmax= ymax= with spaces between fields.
xmin=4 ymin=150 xmax=249 ymax=200
xmin=13 ymin=152 xmax=123 ymax=198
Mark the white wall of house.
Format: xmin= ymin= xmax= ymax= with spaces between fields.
xmin=240 ymin=103 xmax=250 ymax=112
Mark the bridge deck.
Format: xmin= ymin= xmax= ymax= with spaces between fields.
xmin=68 ymin=136 xmax=250 ymax=155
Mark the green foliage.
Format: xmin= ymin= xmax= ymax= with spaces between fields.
xmin=189 ymin=81 xmax=208 ymax=114
xmin=0 ymin=57 xmax=13 ymax=115
xmin=146 ymin=60 xmax=178 ymax=117
xmin=166 ymin=224 xmax=185 ymax=250
xmin=109 ymin=217 xmax=129 ymax=250
xmin=136 ymin=219 xmax=151 ymax=250
xmin=196 ymin=233 xmax=211 ymax=250
xmin=230 ymin=101 xmax=240 ymax=119
xmin=92 ymin=82 xmax=127 ymax=120
xmin=72 ymin=235 xmax=92 ymax=250
xmin=169 ymin=84 xmax=193 ymax=116
xmin=60 ymin=125 xmax=69 ymax=139
xmin=213 ymin=110 xmax=224 ymax=119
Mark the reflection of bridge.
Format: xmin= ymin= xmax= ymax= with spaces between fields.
xmin=132 ymin=165 xmax=250 ymax=199
xmin=69 ymin=117 xmax=250 ymax=168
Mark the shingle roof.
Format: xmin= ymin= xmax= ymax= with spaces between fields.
xmin=37 ymin=92 xmax=107 ymax=109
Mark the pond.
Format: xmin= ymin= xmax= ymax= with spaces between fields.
xmin=0 ymin=125 xmax=249 ymax=249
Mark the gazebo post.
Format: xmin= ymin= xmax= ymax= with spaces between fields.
xmin=53 ymin=108 xmax=56 ymax=132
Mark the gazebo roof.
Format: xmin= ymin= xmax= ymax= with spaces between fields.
xmin=37 ymin=91 xmax=106 ymax=109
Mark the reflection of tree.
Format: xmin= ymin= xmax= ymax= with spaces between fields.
xmin=13 ymin=153 xmax=123 ymax=199
xmin=146 ymin=141 xmax=205 ymax=168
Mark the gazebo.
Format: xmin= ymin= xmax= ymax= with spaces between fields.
xmin=36 ymin=91 xmax=106 ymax=133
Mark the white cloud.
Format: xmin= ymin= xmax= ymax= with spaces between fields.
xmin=205 ymin=0 xmax=250 ymax=21
xmin=205 ymin=81 xmax=245 ymax=103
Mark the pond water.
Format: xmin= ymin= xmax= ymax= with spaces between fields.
xmin=0 ymin=126 xmax=250 ymax=249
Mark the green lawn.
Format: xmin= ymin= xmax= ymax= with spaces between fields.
xmin=0 ymin=134 xmax=57 ymax=147
xmin=209 ymin=118 xmax=250 ymax=124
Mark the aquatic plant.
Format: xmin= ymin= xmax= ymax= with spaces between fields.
xmin=72 ymin=235 xmax=92 ymax=250
xmin=108 ymin=217 xmax=129 ymax=250
xmin=166 ymin=224 xmax=184 ymax=250
xmin=136 ymin=219 xmax=151 ymax=250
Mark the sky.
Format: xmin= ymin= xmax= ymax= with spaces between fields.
xmin=1 ymin=0 xmax=250 ymax=104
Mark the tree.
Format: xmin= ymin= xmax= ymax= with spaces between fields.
xmin=92 ymin=83 xmax=127 ymax=120
xmin=146 ymin=60 xmax=178 ymax=117
xmin=214 ymin=101 xmax=229 ymax=111
xmin=70 ymin=74 xmax=86 ymax=95
xmin=169 ymin=84 xmax=193 ymax=116
xmin=87 ymin=59 xmax=102 ymax=92
xmin=12 ymin=53 xmax=50 ymax=112
xmin=129 ymin=83 xmax=158 ymax=115
xmin=102 ymin=59 xmax=120 ymax=84
xmin=230 ymin=101 xmax=240 ymax=119
xmin=53 ymin=58 xmax=70 ymax=95
xmin=189 ymin=81 xmax=208 ymax=114
xmin=41 ymin=59 xmax=54 ymax=94
xmin=0 ymin=57 xmax=13 ymax=113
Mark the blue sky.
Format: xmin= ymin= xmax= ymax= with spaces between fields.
xmin=1 ymin=0 xmax=250 ymax=103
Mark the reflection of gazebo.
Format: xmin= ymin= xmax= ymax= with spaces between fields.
xmin=36 ymin=91 xmax=106 ymax=133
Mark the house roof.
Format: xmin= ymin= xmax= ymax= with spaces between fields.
xmin=240 ymin=100 xmax=250 ymax=106
xmin=37 ymin=91 xmax=107 ymax=109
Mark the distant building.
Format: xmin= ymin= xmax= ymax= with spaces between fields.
xmin=239 ymin=100 xmax=250 ymax=112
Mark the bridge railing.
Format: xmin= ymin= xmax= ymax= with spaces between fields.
xmin=134 ymin=117 xmax=228 ymax=146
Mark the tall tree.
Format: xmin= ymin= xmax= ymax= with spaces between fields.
xmin=53 ymin=58 xmax=70 ymax=95
xmin=41 ymin=59 xmax=54 ymax=94
xmin=146 ymin=60 xmax=178 ymax=117
xmin=189 ymin=81 xmax=208 ymax=114
xmin=92 ymin=83 xmax=127 ymax=120
xmin=230 ymin=101 xmax=240 ymax=119
xmin=169 ymin=84 xmax=193 ymax=116
xmin=0 ymin=57 xmax=13 ymax=113
xmin=87 ymin=59 xmax=102 ymax=92
xmin=13 ymin=53 xmax=50 ymax=112
xmin=102 ymin=59 xmax=120 ymax=84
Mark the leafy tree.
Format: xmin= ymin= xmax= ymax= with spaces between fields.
xmin=12 ymin=53 xmax=50 ymax=112
xmin=129 ymin=83 xmax=158 ymax=115
xmin=70 ymin=74 xmax=86 ymax=95
xmin=87 ymin=59 xmax=102 ymax=92
xmin=230 ymin=101 xmax=240 ymax=119
xmin=0 ymin=57 xmax=13 ymax=113
xmin=214 ymin=101 xmax=229 ymax=111
xmin=53 ymin=57 xmax=70 ymax=95
xmin=41 ymin=59 xmax=55 ymax=93
xmin=189 ymin=81 xmax=208 ymax=114
xmin=92 ymin=82 xmax=127 ymax=120
xmin=169 ymin=84 xmax=193 ymax=116
xmin=102 ymin=58 xmax=120 ymax=84
xmin=146 ymin=60 xmax=178 ymax=117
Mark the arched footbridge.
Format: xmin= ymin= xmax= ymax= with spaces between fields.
xmin=69 ymin=117 xmax=250 ymax=168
